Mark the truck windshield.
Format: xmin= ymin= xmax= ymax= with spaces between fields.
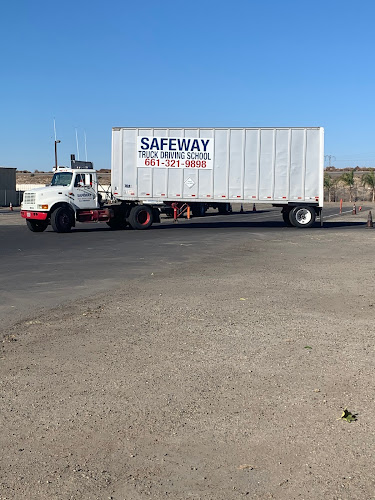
xmin=51 ymin=172 xmax=73 ymax=186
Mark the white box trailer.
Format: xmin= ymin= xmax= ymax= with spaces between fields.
xmin=21 ymin=127 xmax=324 ymax=232
xmin=112 ymin=127 xmax=324 ymax=227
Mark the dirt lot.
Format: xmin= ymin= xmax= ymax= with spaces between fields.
xmin=1 ymin=218 xmax=375 ymax=499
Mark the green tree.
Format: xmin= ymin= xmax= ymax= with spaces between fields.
xmin=324 ymin=174 xmax=334 ymax=202
xmin=361 ymin=171 xmax=375 ymax=203
xmin=340 ymin=171 xmax=355 ymax=202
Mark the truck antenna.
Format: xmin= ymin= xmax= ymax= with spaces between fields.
xmin=75 ymin=128 xmax=80 ymax=160
xmin=84 ymin=130 xmax=88 ymax=161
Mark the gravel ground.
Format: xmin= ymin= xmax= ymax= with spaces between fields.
xmin=1 ymin=211 xmax=375 ymax=499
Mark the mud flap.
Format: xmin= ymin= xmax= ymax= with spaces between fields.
xmin=152 ymin=208 xmax=161 ymax=223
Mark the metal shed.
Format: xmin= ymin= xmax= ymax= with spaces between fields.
xmin=0 ymin=166 xmax=17 ymax=206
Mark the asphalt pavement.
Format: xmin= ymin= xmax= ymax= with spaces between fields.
xmin=0 ymin=205 xmax=370 ymax=332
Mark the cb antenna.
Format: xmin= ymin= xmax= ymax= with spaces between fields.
xmin=84 ymin=130 xmax=88 ymax=161
xmin=75 ymin=128 xmax=80 ymax=160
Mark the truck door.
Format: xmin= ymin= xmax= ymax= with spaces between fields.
xmin=73 ymin=173 xmax=99 ymax=209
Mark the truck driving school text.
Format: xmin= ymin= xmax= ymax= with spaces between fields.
xmin=137 ymin=136 xmax=214 ymax=169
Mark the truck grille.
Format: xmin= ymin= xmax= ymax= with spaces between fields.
xmin=23 ymin=192 xmax=36 ymax=205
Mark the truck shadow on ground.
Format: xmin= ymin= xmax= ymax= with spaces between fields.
xmin=68 ymin=220 xmax=367 ymax=233
xmin=153 ymin=220 xmax=367 ymax=230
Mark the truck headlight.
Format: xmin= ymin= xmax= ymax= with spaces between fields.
xmin=37 ymin=204 xmax=49 ymax=210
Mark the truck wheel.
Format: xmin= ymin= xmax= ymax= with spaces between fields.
xmin=51 ymin=207 xmax=73 ymax=233
xmin=282 ymin=209 xmax=293 ymax=227
xmin=26 ymin=220 xmax=48 ymax=232
xmin=128 ymin=205 xmax=153 ymax=229
xmin=218 ymin=203 xmax=231 ymax=214
xmin=106 ymin=218 xmax=128 ymax=230
xmin=192 ymin=203 xmax=206 ymax=217
xmin=289 ymin=206 xmax=316 ymax=228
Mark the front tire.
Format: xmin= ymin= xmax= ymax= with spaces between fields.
xmin=51 ymin=207 xmax=73 ymax=233
xmin=128 ymin=205 xmax=153 ymax=229
xmin=26 ymin=220 xmax=48 ymax=232
xmin=289 ymin=206 xmax=316 ymax=228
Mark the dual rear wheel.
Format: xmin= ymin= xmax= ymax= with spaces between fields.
xmin=128 ymin=205 xmax=153 ymax=229
xmin=106 ymin=205 xmax=153 ymax=230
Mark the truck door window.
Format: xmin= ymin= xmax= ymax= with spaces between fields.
xmin=74 ymin=174 xmax=85 ymax=187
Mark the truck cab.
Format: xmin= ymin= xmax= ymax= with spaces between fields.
xmin=52 ymin=167 xmax=99 ymax=209
xmin=21 ymin=166 xmax=107 ymax=232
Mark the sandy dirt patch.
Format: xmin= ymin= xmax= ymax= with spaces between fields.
xmin=1 ymin=225 xmax=375 ymax=499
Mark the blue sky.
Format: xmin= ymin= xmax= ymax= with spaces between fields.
xmin=1 ymin=0 xmax=375 ymax=171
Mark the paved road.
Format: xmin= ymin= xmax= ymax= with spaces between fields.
xmin=0 ymin=205 xmax=369 ymax=331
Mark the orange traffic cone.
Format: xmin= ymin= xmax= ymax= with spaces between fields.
xmin=352 ymin=203 xmax=356 ymax=215
xmin=366 ymin=211 xmax=373 ymax=228
xmin=9 ymin=203 xmax=13 ymax=211
xmin=253 ymin=203 xmax=256 ymax=212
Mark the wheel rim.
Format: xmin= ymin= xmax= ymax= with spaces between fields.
xmin=137 ymin=210 xmax=151 ymax=225
xmin=295 ymin=208 xmax=312 ymax=225
xmin=59 ymin=212 xmax=71 ymax=228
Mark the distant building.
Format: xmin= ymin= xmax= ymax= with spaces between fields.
xmin=0 ymin=166 xmax=17 ymax=206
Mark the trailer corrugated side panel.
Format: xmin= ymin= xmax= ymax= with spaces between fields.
xmin=111 ymin=127 xmax=324 ymax=206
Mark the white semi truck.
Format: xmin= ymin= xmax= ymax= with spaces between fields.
xmin=21 ymin=127 xmax=324 ymax=232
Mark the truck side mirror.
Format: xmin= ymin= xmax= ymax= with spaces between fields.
xmin=85 ymin=174 xmax=92 ymax=186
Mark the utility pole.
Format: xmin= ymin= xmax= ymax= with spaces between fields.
xmin=53 ymin=119 xmax=61 ymax=169
xmin=54 ymin=140 xmax=61 ymax=169
xmin=325 ymin=155 xmax=336 ymax=168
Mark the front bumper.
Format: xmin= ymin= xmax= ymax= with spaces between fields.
xmin=21 ymin=210 xmax=48 ymax=220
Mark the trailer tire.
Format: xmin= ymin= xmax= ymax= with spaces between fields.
xmin=191 ymin=203 xmax=206 ymax=217
xmin=26 ymin=219 xmax=48 ymax=232
xmin=128 ymin=205 xmax=153 ymax=229
xmin=289 ymin=206 xmax=316 ymax=228
xmin=51 ymin=207 xmax=73 ymax=233
xmin=282 ymin=209 xmax=293 ymax=227
xmin=218 ymin=203 xmax=231 ymax=214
